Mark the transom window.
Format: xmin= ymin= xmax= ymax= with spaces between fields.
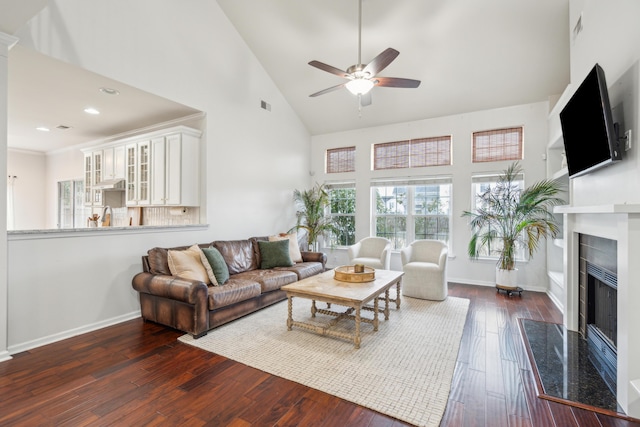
xmin=472 ymin=127 xmax=523 ymax=163
xmin=373 ymin=136 xmax=451 ymax=170
xmin=372 ymin=178 xmax=452 ymax=250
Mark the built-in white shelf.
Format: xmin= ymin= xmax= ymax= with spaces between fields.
xmin=553 ymin=238 xmax=564 ymax=248
xmin=552 ymin=167 xmax=568 ymax=180
xmin=555 ymin=204 xmax=640 ymax=214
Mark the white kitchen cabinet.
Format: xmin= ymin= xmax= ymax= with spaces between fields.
xmin=150 ymin=129 xmax=200 ymax=206
xmin=103 ymin=145 xmax=126 ymax=180
xmin=125 ymin=141 xmax=151 ymax=206
xmin=92 ymin=151 xmax=103 ymax=206
xmin=83 ymin=153 xmax=92 ymax=206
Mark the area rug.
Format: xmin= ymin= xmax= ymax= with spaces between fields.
xmin=179 ymin=295 xmax=470 ymax=427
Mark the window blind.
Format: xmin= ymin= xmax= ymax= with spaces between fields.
xmin=326 ymin=146 xmax=356 ymax=173
xmin=472 ymin=127 xmax=523 ymax=163
xmin=373 ymin=136 xmax=451 ymax=170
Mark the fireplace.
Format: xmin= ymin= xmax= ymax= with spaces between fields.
xmin=579 ymin=234 xmax=618 ymax=395
xmin=557 ymin=205 xmax=640 ymax=418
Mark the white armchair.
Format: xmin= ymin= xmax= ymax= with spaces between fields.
xmin=348 ymin=237 xmax=392 ymax=270
xmin=400 ymin=240 xmax=448 ymax=300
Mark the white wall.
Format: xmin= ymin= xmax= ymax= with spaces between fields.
xmin=312 ymin=101 xmax=554 ymax=291
xmin=567 ymin=0 xmax=640 ymax=207
xmin=3 ymin=0 xmax=312 ymax=352
xmin=7 ymin=149 xmax=46 ymax=230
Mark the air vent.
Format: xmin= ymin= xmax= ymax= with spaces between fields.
xmin=56 ymin=125 xmax=72 ymax=130
xmin=260 ymin=100 xmax=271 ymax=111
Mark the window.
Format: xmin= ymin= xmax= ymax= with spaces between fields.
xmin=372 ymin=178 xmax=452 ymax=250
xmin=58 ymin=179 xmax=90 ymax=229
xmin=326 ymin=183 xmax=356 ymax=246
xmin=326 ymin=146 xmax=356 ymax=173
xmin=373 ymin=136 xmax=451 ymax=170
xmin=470 ymin=173 xmax=525 ymax=260
xmin=472 ymin=127 xmax=523 ymax=163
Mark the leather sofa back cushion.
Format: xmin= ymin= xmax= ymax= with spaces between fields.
xmin=147 ymin=247 xmax=171 ymax=275
xmin=213 ymin=239 xmax=258 ymax=275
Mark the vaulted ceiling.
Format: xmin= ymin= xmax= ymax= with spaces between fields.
xmin=1 ymin=0 xmax=570 ymax=152
xmin=216 ymin=0 xmax=570 ymax=135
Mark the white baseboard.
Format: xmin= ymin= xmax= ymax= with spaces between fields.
xmin=546 ymin=290 xmax=564 ymax=313
xmin=447 ymin=277 xmax=547 ymax=293
xmin=0 ymin=350 xmax=12 ymax=363
xmin=8 ymin=311 xmax=141 ymax=355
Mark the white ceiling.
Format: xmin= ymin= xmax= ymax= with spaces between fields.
xmin=7 ymin=45 xmax=202 ymax=153
xmin=2 ymin=0 xmax=570 ymax=152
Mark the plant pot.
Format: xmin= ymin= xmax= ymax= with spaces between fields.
xmin=496 ymin=267 xmax=518 ymax=290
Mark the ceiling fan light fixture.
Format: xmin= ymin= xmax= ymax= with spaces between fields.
xmin=346 ymin=78 xmax=374 ymax=95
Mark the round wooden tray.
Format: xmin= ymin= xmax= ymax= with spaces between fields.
xmin=334 ymin=265 xmax=376 ymax=283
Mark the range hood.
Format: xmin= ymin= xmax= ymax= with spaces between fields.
xmin=93 ymin=178 xmax=126 ymax=190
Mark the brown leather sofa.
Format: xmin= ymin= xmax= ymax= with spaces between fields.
xmin=131 ymin=235 xmax=327 ymax=338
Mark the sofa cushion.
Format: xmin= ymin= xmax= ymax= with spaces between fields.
xmin=201 ymin=247 xmax=229 ymax=285
xmin=208 ymin=279 xmax=261 ymax=310
xmin=167 ymin=245 xmax=211 ymax=284
xmin=258 ymin=240 xmax=294 ymax=269
xmin=234 ymin=269 xmax=298 ymax=293
xmin=213 ymin=239 xmax=258 ymax=275
xmin=276 ymin=262 xmax=324 ymax=280
xmin=269 ymin=232 xmax=303 ymax=263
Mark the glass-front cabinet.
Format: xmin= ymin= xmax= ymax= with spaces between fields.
xmin=92 ymin=151 xmax=103 ymax=206
xmin=125 ymin=141 xmax=150 ymax=206
xmin=83 ymin=153 xmax=92 ymax=206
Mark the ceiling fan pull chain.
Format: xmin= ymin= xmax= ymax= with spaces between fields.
xmin=357 ymin=0 xmax=362 ymax=67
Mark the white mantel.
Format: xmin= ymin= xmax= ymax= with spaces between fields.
xmin=558 ymin=204 xmax=640 ymax=417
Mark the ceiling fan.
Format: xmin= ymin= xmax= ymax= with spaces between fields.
xmin=308 ymin=0 xmax=421 ymax=106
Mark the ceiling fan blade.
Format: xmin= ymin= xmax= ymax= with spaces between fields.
xmin=374 ymin=77 xmax=421 ymax=88
xmin=362 ymin=48 xmax=399 ymax=77
xmin=360 ymin=92 xmax=372 ymax=107
xmin=309 ymin=83 xmax=347 ymax=97
xmin=308 ymin=61 xmax=351 ymax=79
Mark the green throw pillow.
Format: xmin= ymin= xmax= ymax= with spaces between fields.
xmin=258 ymin=239 xmax=294 ymax=269
xmin=201 ymin=246 xmax=230 ymax=285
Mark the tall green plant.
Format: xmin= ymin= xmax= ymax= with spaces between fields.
xmin=462 ymin=162 xmax=565 ymax=271
xmin=291 ymin=182 xmax=335 ymax=250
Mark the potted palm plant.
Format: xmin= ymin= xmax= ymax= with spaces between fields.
xmin=290 ymin=182 xmax=335 ymax=251
xmin=462 ymin=162 xmax=565 ymax=292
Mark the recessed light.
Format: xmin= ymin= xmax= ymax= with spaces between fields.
xmin=99 ymin=87 xmax=120 ymax=95
xmin=36 ymin=126 xmax=50 ymax=132
xmin=84 ymin=107 xmax=100 ymax=115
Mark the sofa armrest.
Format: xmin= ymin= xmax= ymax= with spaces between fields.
xmin=132 ymin=272 xmax=208 ymax=305
xmin=300 ymin=251 xmax=327 ymax=268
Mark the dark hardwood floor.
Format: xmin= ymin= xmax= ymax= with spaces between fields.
xmin=1 ymin=283 xmax=638 ymax=426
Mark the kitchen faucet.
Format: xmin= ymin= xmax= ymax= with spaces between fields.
xmin=101 ymin=205 xmax=113 ymax=227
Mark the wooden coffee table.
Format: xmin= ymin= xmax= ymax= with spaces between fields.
xmin=281 ymin=269 xmax=403 ymax=349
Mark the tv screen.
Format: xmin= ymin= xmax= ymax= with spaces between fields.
xmin=559 ymin=63 xmax=621 ymax=178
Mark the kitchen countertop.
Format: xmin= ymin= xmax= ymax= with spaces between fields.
xmin=8 ymin=224 xmax=209 ymax=240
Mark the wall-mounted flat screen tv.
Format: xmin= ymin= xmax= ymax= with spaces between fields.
xmin=560 ymin=63 xmax=621 ymax=178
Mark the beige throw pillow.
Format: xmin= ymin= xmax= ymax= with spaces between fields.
xmin=167 ymin=244 xmax=211 ymax=284
xmin=269 ymin=232 xmax=303 ymax=263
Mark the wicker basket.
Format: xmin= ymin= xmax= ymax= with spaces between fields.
xmin=334 ymin=265 xmax=376 ymax=283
